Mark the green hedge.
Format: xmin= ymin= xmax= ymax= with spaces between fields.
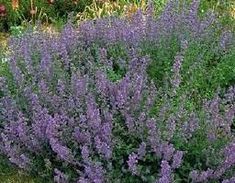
xmin=0 ymin=0 xmax=92 ymax=31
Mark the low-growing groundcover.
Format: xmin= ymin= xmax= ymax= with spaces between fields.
xmin=0 ymin=0 xmax=235 ymax=182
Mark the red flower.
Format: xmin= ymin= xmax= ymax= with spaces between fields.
xmin=0 ymin=4 xmax=7 ymax=17
xmin=47 ymin=0 xmax=54 ymax=4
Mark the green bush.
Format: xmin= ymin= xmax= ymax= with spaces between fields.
xmin=0 ymin=0 xmax=93 ymax=31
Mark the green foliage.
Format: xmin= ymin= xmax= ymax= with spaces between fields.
xmin=0 ymin=155 xmax=44 ymax=183
xmin=142 ymin=37 xmax=181 ymax=87
xmin=140 ymin=33 xmax=235 ymax=109
xmin=0 ymin=0 xmax=93 ymax=31
xmin=9 ymin=25 xmax=24 ymax=37
xmin=199 ymin=0 xmax=235 ymax=30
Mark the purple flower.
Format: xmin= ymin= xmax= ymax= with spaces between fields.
xmin=50 ymin=138 xmax=74 ymax=163
xmin=171 ymin=54 xmax=184 ymax=93
xmin=77 ymin=177 xmax=89 ymax=183
xmin=94 ymin=136 xmax=112 ymax=159
xmin=220 ymin=31 xmax=234 ymax=51
xmin=190 ymin=170 xmax=199 ymax=182
xmin=74 ymin=128 xmax=91 ymax=145
xmin=190 ymin=169 xmax=214 ymax=182
xmin=158 ymin=160 xmax=171 ymax=183
xmin=54 ymin=168 xmax=69 ymax=183
xmin=137 ymin=142 xmax=146 ymax=160
xmin=81 ymin=145 xmax=90 ymax=162
xmin=84 ymin=162 xmax=105 ymax=183
xmin=86 ymin=94 xmax=102 ymax=133
xmin=161 ymin=143 xmax=175 ymax=161
xmin=147 ymin=118 xmax=161 ymax=156
xmin=71 ymin=73 xmax=88 ymax=98
xmin=172 ymin=151 xmax=184 ymax=169
xmin=127 ymin=152 xmax=138 ymax=175
xmin=222 ymin=177 xmax=235 ymax=183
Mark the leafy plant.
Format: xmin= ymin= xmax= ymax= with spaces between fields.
xmin=0 ymin=1 xmax=235 ymax=183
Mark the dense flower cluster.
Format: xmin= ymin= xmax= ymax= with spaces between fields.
xmin=0 ymin=0 xmax=235 ymax=182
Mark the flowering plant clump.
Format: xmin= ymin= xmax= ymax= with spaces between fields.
xmin=0 ymin=0 xmax=235 ymax=182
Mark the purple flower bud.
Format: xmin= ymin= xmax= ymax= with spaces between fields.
xmin=172 ymin=151 xmax=184 ymax=169
xmin=127 ymin=152 xmax=138 ymax=175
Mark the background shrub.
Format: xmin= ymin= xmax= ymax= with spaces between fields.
xmin=0 ymin=0 xmax=234 ymax=32
xmin=0 ymin=0 xmax=93 ymax=31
